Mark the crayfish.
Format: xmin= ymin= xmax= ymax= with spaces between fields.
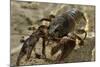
xmin=16 ymin=9 xmax=87 ymax=65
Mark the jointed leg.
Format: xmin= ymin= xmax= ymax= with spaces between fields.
xmin=75 ymin=29 xmax=87 ymax=40
xmin=73 ymin=33 xmax=84 ymax=46
xmin=42 ymin=38 xmax=46 ymax=59
xmin=55 ymin=37 xmax=76 ymax=63
xmin=26 ymin=46 xmax=33 ymax=61
xmin=16 ymin=47 xmax=26 ymax=66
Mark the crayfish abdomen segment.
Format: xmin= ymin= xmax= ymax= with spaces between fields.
xmin=48 ymin=9 xmax=86 ymax=38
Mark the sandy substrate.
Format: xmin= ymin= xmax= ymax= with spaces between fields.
xmin=10 ymin=32 xmax=95 ymax=66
